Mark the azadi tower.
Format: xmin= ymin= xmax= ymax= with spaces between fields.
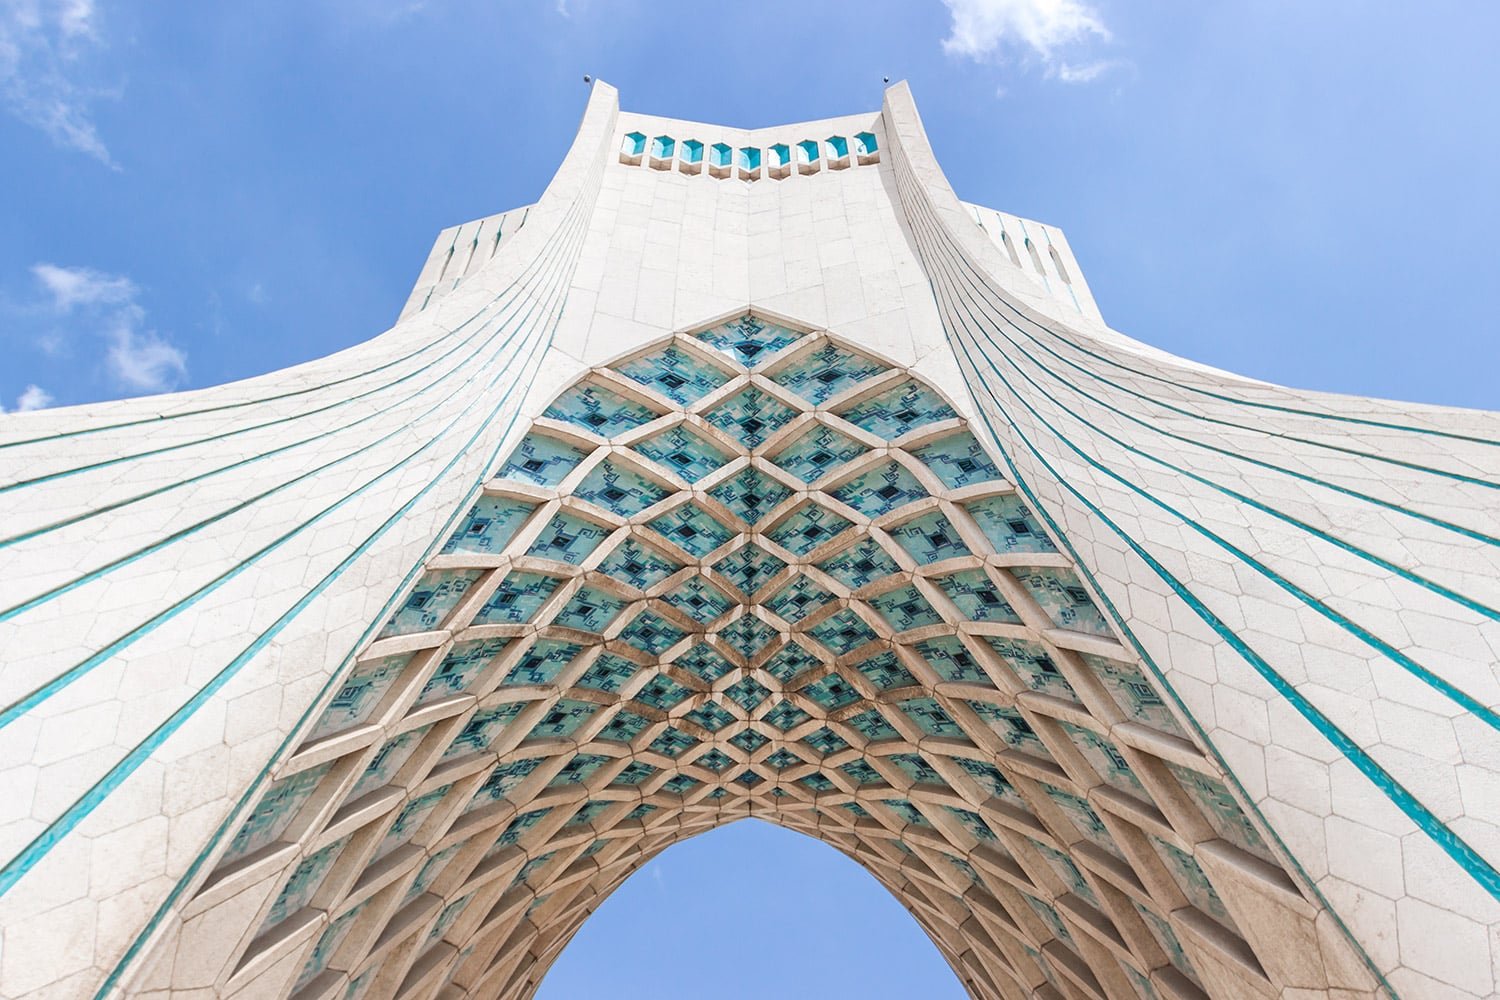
xmin=2 ymin=81 xmax=1497 ymax=1000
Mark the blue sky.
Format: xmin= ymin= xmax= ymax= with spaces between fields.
xmin=0 ymin=0 xmax=1494 ymax=992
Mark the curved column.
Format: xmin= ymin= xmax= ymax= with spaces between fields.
xmin=885 ymin=79 xmax=1500 ymax=999
xmin=0 ymin=81 xmax=620 ymax=1000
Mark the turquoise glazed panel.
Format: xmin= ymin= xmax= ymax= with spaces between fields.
xmin=1135 ymin=902 xmax=1200 ymax=987
xmin=615 ymin=345 xmax=730 ymax=406
xmin=984 ymin=636 xmax=1076 ymax=699
xmin=890 ymin=752 xmax=939 ymax=783
xmin=847 ymin=707 xmax=899 ymax=740
xmin=496 ymin=807 xmax=551 ymax=846
xmin=675 ymin=643 xmax=734 ymax=683
xmin=498 ymin=434 xmax=591 ymax=488
xmin=767 ymin=503 xmax=852 ymax=557
xmin=553 ymin=586 xmax=628 ymax=633
xmin=440 ymin=496 xmax=538 ymax=555
xmin=708 ymin=467 xmax=793 ymax=526
xmin=914 ymin=635 xmax=989 ymax=684
xmin=1032 ymin=839 xmax=1095 ymax=903
xmin=724 ymin=676 xmax=769 ymax=711
xmin=1042 ymin=784 xmax=1118 ymax=855
xmin=701 ymin=387 xmax=796 ymax=448
xmin=525 ymin=511 xmax=612 ymax=564
xmin=503 ymin=639 xmax=583 ymax=686
xmin=947 ymin=806 xmax=998 ymax=842
xmin=934 ymin=569 xmax=1020 ymax=622
xmin=770 ymin=423 xmax=867 ymax=483
xmin=772 ymin=343 xmax=885 ymax=405
xmin=574 ymin=460 xmax=669 ymax=517
xmin=884 ymin=798 xmax=931 ymax=827
xmin=899 ymin=697 xmax=964 ymax=737
xmin=816 ymin=536 xmax=901 ymax=588
xmin=646 ymin=503 xmax=734 ymax=558
xmin=909 ymin=431 xmax=1003 ymax=489
xmin=259 ymin=836 xmax=347 ymax=933
xmin=662 ymin=575 xmax=733 ymax=624
xmin=888 ymin=511 xmax=971 ymax=564
xmin=469 ymin=759 xmax=542 ymax=811
xmin=1026 ymin=895 xmax=1073 ymax=944
xmin=417 ymin=637 xmax=509 ymax=706
xmin=294 ymin=901 xmax=365 ymax=993
xmin=527 ymin=698 xmax=598 ymax=739
xmin=964 ymin=495 xmax=1057 ymax=554
xmin=867 ymin=584 xmax=943 ymax=631
xmin=374 ymin=784 xmax=451 ymax=860
xmin=1084 ymin=653 xmax=1187 ymax=738
xmin=595 ymin=536 xmax=680 ymax=590
xmin=804 ymin=726 xmax=850 ymax=754
xmin=543 ymin=382 xmax=659 ymax=437
xmin=804 ymin=671 xmax=864 ymax=710
xmin=720 ymin=614 xmax=775 ymax=659
xmin=472 ymin=571 xmax=560 ymax=626
xmin=729 ymin=729 xmax=770 ymax=753
xmin=953 ymin=756 xmax=1021 ymax=804
xmin=1010 ymin=567 xmax=1111 ymax=637
xmin=762 ymin=639 xmax=819 ymax=682
xmin=351 ymin=728 xmax=428 ymax=799
xmin=598 ymin=709 xmax=649 ymax=742
xmin=618 ymin=609 xmax=685 ymax=655
xmin=575 ymin=652 xmax=639 ymax=692
xmin=1165 ymin=763 xmax=1274 ymax=863
xmin=1060 ymin=721 xmax=1144 ymax=795
xmin=838 ymin=380 xmax=956 ymax=439
xmin=632 ymin=424 xmax=730 ymax=482
xmin=764 ymin=699 xmax=811 ymax=732
xmin=442 ymin=703 xmax=524 ymax=760
xmin=807 ymin=608 xmax=876 ymax=655
xmin=379 ymin=570 xmax=481 ymax=637
xmin=967 ymin=701 xmax=1047 ymax=756
xmin=1151 ymin=835 xmax=1232 ymax=925
xmin=854 ymin=650 xmax=918 ymax=690
xmin=427 ymin=893 xmax=472 ymax=943
xmin=648 ymin=728 xmax=696 ymax=759
xmin=685 ymin=699 xmax=736 ymax=732
xmin=635 ymin=675 xmax=692 ymax=711
xmin=223 ymin=763 xmax=332 ymax=865
xmin=766 ymin=574 xmax=836 ymax=624
xmin=309 ymin=653 xmax=411 ymax=740
xmin=830 ymin=460 xmax=928 ymax=517
xmin=712 ymin=542 xmax=787 ymax=596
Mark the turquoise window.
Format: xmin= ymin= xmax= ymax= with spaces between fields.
xmin=650 ymin=135 xmax=674 ymax=159
xmin=769 ymin=143 xmax=791 ymax=167
xmin=709 ymin=142 xmax=732 ymax=168
xmin=796 ymin=139 xmax=819 ymax=163
xmin=737 ymin=146 xmax=761 ymax=170
xmin=855 ymin=130 xmax=878 ymax=155
xmin=621 ymin=131 xmax=646 ymax=157
xmin=826 ymin=135 xmax=849 ymax=158
xmin=681 ymin=139 xmax=704 ymax=164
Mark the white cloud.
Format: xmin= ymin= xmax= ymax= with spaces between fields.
xmin=15 ymin=383 xmax=54 ymax=410
xmin=32 ymin=261 xmax=135 ymax=311
xmin=941 ymin=0 xmax=1118 ymax=82
xmin=106 ymin=323 xmax=186 ymax=392
xmin=26 ymin=262 xmax=188 ymax=394
xmin=0 ymin=0 xmax=117 ymax=166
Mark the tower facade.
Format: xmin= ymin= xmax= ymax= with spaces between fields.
xmin=1 ymin=82 xmax=1497 ymax=1000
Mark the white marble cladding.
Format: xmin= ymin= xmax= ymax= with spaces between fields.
xmin=0 ymin=76 xmax=1491 ymax=1000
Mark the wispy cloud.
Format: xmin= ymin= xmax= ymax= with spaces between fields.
xmin=15 ymin=383 xmax=54 ymax=411
xmin=29 ymin=262 xmax=187 ymax=393
xmin=0 ymin=0 xmax=117 ymax=166
xmin=940 ymin=0 xmax=1121 ymax=84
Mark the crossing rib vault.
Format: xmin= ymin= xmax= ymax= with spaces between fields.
xmin=1 ymin=81 xmax=1498 ymax=1000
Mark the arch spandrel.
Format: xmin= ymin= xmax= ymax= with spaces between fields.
xmin=149 ymin=311 xmax=1352 ymax=1000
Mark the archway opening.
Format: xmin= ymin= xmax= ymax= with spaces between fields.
xmin=536 ymin=818 xmax=964 ymax=999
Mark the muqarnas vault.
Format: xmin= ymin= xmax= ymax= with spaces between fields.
xmin=1 ymin=81 xmax=1497 ymax=1000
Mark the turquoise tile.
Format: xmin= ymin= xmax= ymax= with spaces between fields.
xmin=830 ymin=460 xmax=928 ymax=517
xmin=770 ymin=423 xmax=867 ymax=482
xmin=838 ymin=380 xmax=955 ymax=439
